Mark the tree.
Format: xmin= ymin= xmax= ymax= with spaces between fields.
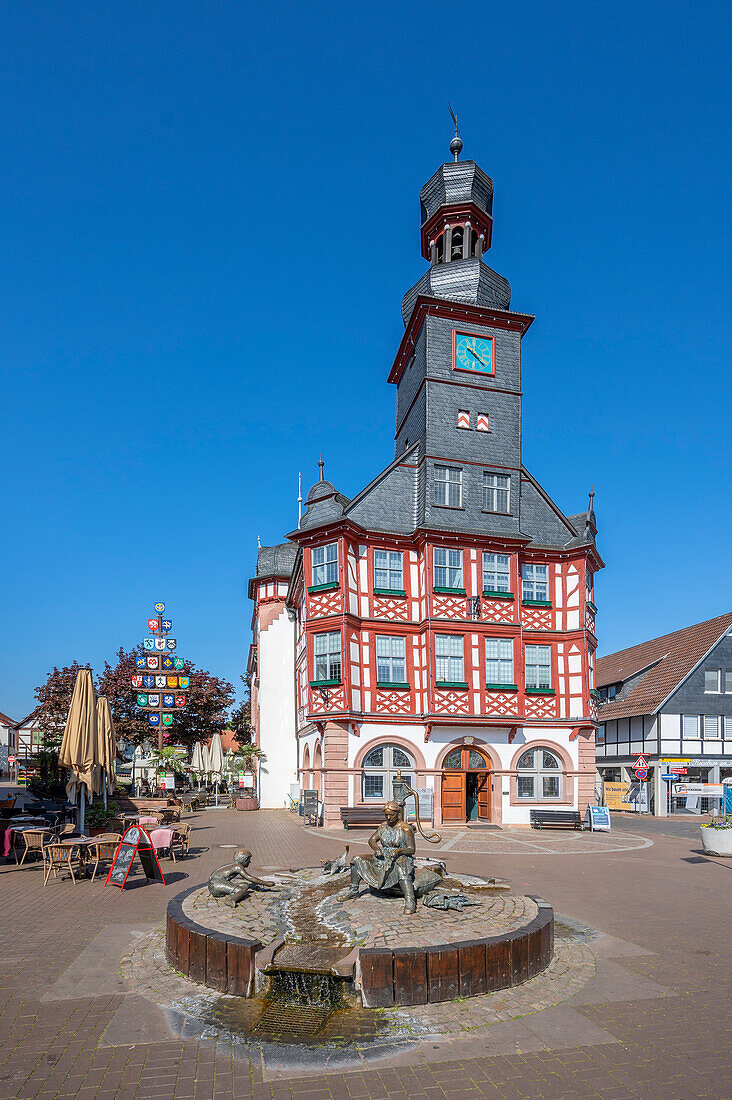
xmin=229 ymin=698 xmax=252 ymax=744
xmin=33 ymin=660 xmax=86 ymax=751
xmin=97 ymin=646 xmax=235 ymax=751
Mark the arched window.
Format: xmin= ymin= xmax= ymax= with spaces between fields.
xmin=362 ymin=743 xmax=414 ymax=801
xmin=450 ymin=226 xmax=464 ymax=261
xmin=443 ymin=746 xmax=489 ymax=770
xmin=435 ymin=234 xmax=444 ymax=263
xmin=516 ymin=747 xmax=562 ymax=800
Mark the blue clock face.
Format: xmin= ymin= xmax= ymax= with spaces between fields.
xmin=454 ymin=331 xmax=494 ymax=374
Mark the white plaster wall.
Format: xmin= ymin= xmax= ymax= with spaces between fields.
xmin=257 ymin=607 xmax=297 ymax=808
xmin=345 ymin=722 xmax=580 ymax=823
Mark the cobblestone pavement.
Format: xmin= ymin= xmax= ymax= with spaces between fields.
xmin=0 ymin=807 xmax=730 ymax=1099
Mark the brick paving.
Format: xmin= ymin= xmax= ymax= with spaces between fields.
xmin=0 ymin=807 xmax=730 ymax=1098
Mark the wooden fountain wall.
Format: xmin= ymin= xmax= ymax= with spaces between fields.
xmin=165 ymin=889 xmax=554 ymax=1007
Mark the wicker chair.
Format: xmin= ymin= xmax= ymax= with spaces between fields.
xmin=42 ymin=842 xmax=81 ymax=885
xmin=169 ymin=822 xmax=191 ymax=861
xmin=15 ymin=827 xmax=50 ymax=865
xmin=87 ymin=833 xmax=121 ymax=882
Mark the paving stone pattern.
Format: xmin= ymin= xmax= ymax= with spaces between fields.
xmin=0 ymin=804 xmax=729 ymax=1098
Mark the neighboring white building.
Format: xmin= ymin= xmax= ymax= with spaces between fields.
xmin=247 ymin=545 xmax=298 ymax=808
xmin=0 ymin=709 xmax=17 ymax=775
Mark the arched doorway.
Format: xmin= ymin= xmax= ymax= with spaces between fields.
xmin=441 ymin=744 xmax=491 ymax=823
xmin=302 ymin=744 xmax=311 ymax=790
xmin=313 ymin=740 xmax=323 ymax=798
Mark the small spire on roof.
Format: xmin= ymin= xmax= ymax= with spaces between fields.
xmin=257 ymin=534 xmax=261 ymax=549
xmin=298 ymin=471 xmax=303 ymax=523
xmin=448 ymin=103 xmax=463 ymax=162
xmin=587 ymin=486 xmax=595 ymax=515
xmin=318 ymin=455 xmax=325 ymax=482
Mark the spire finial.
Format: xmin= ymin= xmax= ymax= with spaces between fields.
xmin=448 ymin=103 xmax=463 ymax=162
xmin=318 ymin=454 xmax=325 ymax=482
xmin=298 ymin=471 xmax=303 ymax=523
xmin=257 ymin=534 xmax=261 ymax=549
xmin=588 ymin=485 xmax=595 ymax=513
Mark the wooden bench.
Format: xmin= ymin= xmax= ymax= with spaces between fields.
xmin=340 ymin=806 xmax=386 ymax=830
xmin=530 ymin=809 xmax=583 ymax=830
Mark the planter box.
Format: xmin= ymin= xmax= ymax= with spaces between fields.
xmin=236 ymin=797 xmax=259 ymax=812
xmin=701 ymin=827 xmax=732 ymax=857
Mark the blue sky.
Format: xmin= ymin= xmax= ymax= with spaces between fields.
xmin=1 ymin=1 xmax=730 ymax=719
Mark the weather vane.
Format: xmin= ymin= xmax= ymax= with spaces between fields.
xmin=448 ymin=103 xmax=463 ymax=161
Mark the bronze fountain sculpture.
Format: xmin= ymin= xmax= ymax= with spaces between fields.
xmin=207 ymin=849 xmax=276 ymax=907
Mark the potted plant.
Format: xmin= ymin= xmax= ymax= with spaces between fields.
xmin=700 ymin=817 xmax=732 ymax=856
xmin=228 ymin=746 xmax=265 ymax=809
xmin=85 ymin=801 xmax=119 ymax=836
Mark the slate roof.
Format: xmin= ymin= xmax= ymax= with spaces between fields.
xmin=0 ymin=710 xmax=16 ymax=726
xmin=597 ymin=611 xmax=732 ymax=721
xmin=420 ymin=161 xmax=494 ymax=224
xmin=255 ymin=542 xmax=299 ymax=579
xmin=401 ymin=259 xmax=511 ymax=325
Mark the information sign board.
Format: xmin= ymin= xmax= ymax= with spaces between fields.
xmin=106 ymin=826 xmax=165 ymax=889
xmin=673 ymin=783 xmax=723 ymax=797
xmin=302 ymin=789 xmax=319 ymax=824
xmin=584 ymin=805 xmax=611 ymax=831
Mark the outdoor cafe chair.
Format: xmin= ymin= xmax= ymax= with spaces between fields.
xmin=170 ymin=822 xmax=191 ymax=861
xmin=15 ymin=827 xmax=50 ymax=865
xmin=0 ymin=797 xmax=16 ymax=814
xmin=87 ymin=833 xmax=121 ymax=882
xmin=42 ymin=842 xmax=81 ymax=885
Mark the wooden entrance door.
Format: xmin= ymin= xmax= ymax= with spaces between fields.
xmin=441 ymin=770 xmax=466 ymax=822
xmin=441 ymin=746 xmax=491 ymax=823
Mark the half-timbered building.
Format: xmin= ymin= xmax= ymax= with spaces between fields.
xmin=248 ymin=136 xmax=603 ymax=826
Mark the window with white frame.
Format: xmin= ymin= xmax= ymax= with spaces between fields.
xmin=482 ymin=472 xmax=510 ymax=513
xmin=434 ymin=465 xmax=463 ymax=507
xmin=724 ymin=716 xmax=732 ymax=739
xmin=682 ymin=715 xmax=699 ymax=738
xmin=434 ymin=548 xmax=462 ymax=589
xmin=313 ymin=631 xmax=341 ymax=682
xmin=376 ymin=636 xmax=407 ymax=685
xmin=588 ymin=648 xmax=595 ymax=688
xmin=516 ymin=748 xmax=562 ymax=800
xmin=486 ymin=638 xmax=514 ymax=686
xmin=726 ymin=670 xmax=732 ymax=694
xmin=374 ymin=550 xmax=403 ymax=591
xmin=311 ymin=542 xmax=338 ymax=586
xmin=522 ymin=563 xmax=549 ymax=601
xmin=362 ymin=744 xmax=414 ymax=801
xmin=704 ymin=669 xmax=721 ymax=693
xmin=525 ymin=644 xmax=552 ymax=690
xmin=435 ymin=635 xmax=464 ymax=684
xmin=703 ymin=715 xmax=721 ymax=739
xmin=482 ymin=552 xmax=511 ymax=593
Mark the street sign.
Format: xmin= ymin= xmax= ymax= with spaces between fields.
xmin=669 ymin=766 xmax=687 ymax=774
xmin=635 ymin=767 xmax=648 ymax=780
xmin=661 ymin=774 xmax=677 ymax=781
xmin=8 ymin=755 xmax=15 ymax=765
xmin=632 ymin=755 xmax=649 ymax=770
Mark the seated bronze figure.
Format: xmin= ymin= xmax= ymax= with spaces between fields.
xmin=346 ymin=801 xmax=444 ymax=914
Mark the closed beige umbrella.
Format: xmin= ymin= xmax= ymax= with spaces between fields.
xmin=58 ymin=668 xmax=98 ymax=833
xmin=96 ymin=696 xmax=117 ymax=804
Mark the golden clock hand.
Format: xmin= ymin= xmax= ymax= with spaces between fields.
xmin=468 ymin=346 xmax=486 ymax=366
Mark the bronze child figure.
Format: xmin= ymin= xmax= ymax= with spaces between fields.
xmin=346 ymin=801 xmax=418 ymax=913
xmin=207 ymin=848 xmax=275 ymax=908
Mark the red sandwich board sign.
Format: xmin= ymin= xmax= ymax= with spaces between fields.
xmin=632 ymin=755 xmax=649 ymax=770
xmin=105 ymin=825 xmax=166 ymax=889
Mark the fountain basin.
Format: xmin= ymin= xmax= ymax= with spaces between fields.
xmin=165 ymin=876 xmax=554 ymax=1007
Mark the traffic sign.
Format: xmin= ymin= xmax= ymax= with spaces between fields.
xmin=669 ymin=766 xmax=686 ymax=774
xmin=632 ymin=755 xmax=649 ymax=770
xmin=8 ymin=755 xmax=15 ymax=765
xmin=635 ymin=767 xmax=648 ymax=781
xmin=661 ymin=774 xmax=677 ymax=781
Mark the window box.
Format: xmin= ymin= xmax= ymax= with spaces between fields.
xmin=525 ymin=687 xmax=555 ymax=695
xmin=376 ymin=681 xmax=410 ymax=690
xmin=434 ymin=586 xmax=467 ymax=595
xmin=522 ymin=599 xmax=552 ymax=608
xmin=435 ymin=681 xmax=469 ymax=690
xmin=587 ymin=600 xmax=598 ymax=614
xmin=486 ymin=683 xmax=518 ymax=691
xmin=310 ymin=678 xmax=341 ymax=688
xmin=374 ymin=588 xmax=407 ymax=597
xmin=483 ymin=589 xmax=514 ymax=600
xmin=308 ymin=582 xmax=339 ymax=594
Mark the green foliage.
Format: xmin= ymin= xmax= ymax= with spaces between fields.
xmin=150 ymin=747 xmax=188 ymax=777
xmin=85 ymin=801 xmax=119 ymax=828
